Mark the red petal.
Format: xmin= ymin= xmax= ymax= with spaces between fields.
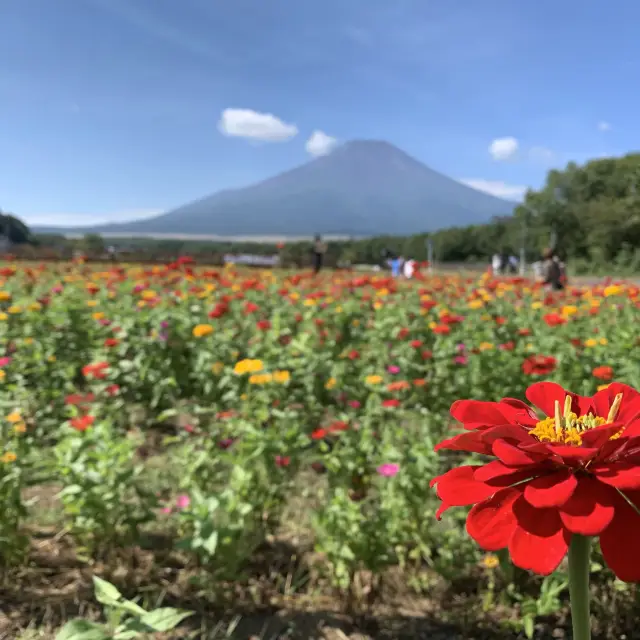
xmin=593 ymin=382 xmax=640 ymax=424
xmin=450 ymin=400 xmax=515 ymax=430
xmin=594 ymin=462 xmax=640 ymax=489
xmin=526 ymin=382 xmax=591 ymax=418
xmin=558 ymin=477 xmax=615 ymax=535
xmin=547 ymin=445 xmax=599 ymax=463
xmin=466 ymin=487 xmax=521 ymax=550
xmin=492 ymin=439 xmax=545 ymax=467
xmin=600 ymin=490 xmax=640 ymax=582
xmin=436 ymin=424 xmax=544 ymax=456
xmin=432 ymin=465 xmax=497 ymax=506
xmin=508 ymin=497 xmax=571 ymax=575
xmin=474 ymin=460 xmax=539 ymax=485
xmin=497 ymin=398 xmax=539 ymax=426
xmin=581 ymin=423 xmax=625 ymax=448
xmin=524 ymin=469 xmax=577 ymax=508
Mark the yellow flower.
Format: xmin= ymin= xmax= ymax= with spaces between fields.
xmin=304 ymin=299 xmax=317 ymax=307
xmin=211 ymin=362 xmax=224 ymax=375
xmin=325 ymin=377 xmax=337 ymax=390
xmin=468 ymin=299 xmax=484 ymax=309
xmin=599 ymin=338 xmax=608 ymax=346
xmin=192 ymin=324 xmax=214 ymax=338
xmin=249 ymin=373 xmax=273 ymax=385
xmin=604 ymin=285 xmax=623 ymax=297
xmin=86 ymin=300 xmax=98 ymax=308
xmin=584 ymin=338 xmax=597 ymax=348
xmin=0 ymin=291 xmax=11 ymax=301
xmin=28 ymin=302 xmax=42 ymax=312
xmin=13 ymin=422 xmax=26 ymax=434
xmin=6 ymin=411 xmax=21 ymax=423
xmin=481 ymin=554 xmax=500 ymax=570
xmin=7 ymin=305 xmax=22 ymax=314
xmin=92 ymin=312 xmax=105 ymax=320
xmin=365 ymin=374 xmax=383 ymax=385
xmin=141 ymin=289 xmax=157 ymax=300
xmin=1 ymin=452 xmax=17 ymax=464
xmin=478 ymin=342 xmax=494 ymax=351
xmin=233 ymin=359 xmax=264 ymax=375
xmin=24 ymin=337 xmax=34 ymax=346
xmin=561 ymin=305 xmax=578 ymax=317
xmin=273 ymin=370 xmax=291 ymax=384
xmin=531 ymin=301 xmax=543 ymax=310
xmin=352 ymin=320 xmax=360 ymax=327
xmin=47 ymin=355 xmax=56 ymax=363
xmin=0 ymin=313 xmax=7 ymax=321
xmin=0 ymin=370 xmax=5 ymax=381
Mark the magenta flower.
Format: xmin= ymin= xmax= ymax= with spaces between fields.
xmin=453 ymin=355 xmax=468 ymax=365
xmin=349 ymin=400 xmax=362 ymax=409
xmin=0 ymin=357 xmax=11 ymax=367
xmin=387 ymin=365 xmax=400 ymax=374
xmin=175 ymin=494 xmax=191 ymax=510
xmin=377 ymin=463 xmax=400 ymax=477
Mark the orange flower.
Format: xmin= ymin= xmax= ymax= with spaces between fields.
xmin=387 ymin=381 xmax=410 ymax=392
xmin=593 ymin=366 xmax=614 ymax=381
xmin=70 ymin=415 xmax=95 ymax=431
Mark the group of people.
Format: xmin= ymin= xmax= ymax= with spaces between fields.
xmin=491 ymin=253 xmax=520 ymax=275
xmin=384 ymin=251 xmax=417 ymax=279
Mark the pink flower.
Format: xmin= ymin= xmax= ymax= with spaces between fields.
xmin=349 ymin=400 xmax=362 ymax=409
xmin=377 ymin=463 xmax=400 ymax=477
xmin=160 ymin=506 xmax=172 ymax=514
xmin=175 ymin=494 xmax=191 ymax=510
xmin=387 ymin=365 xmax=400 ymax=374
xmin=0 ymin=357 xmax=11 ymax=367
xmin=454 ymin=355 xmax=468 ymax=365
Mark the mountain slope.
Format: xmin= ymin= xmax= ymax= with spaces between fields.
xmin=36 ymin=140 xmax=516 ymax=236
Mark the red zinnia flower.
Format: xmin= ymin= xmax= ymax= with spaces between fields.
xmin=543 ymin=313 xmax=567 ymax=327
xmin=522 ymin=354 xmax=557 ymax=376
xmin=593 ymin=366 xmax=614 ymax=381
xmin=431 ymin=382 xmax=640 ymax=580
xmin=70 ymin=415 xmax=95 ymax=432
xmin=104 ymin=338 xmax=119 ymax=348
xmin=382 ymin=399 xmax=400 ymax=408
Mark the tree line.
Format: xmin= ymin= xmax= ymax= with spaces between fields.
xmin=8 ymin=152 xmax=640 ymax=274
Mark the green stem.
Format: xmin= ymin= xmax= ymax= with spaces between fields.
xmin=568 ymin=535 xmax=592 ymax=640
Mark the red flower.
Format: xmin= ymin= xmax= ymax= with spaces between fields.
xmin=382 ymin=399 xmax=400 ymax=408
xmin=593 ymin=366 xmax=614 ymax=381
xmin=82 ymin=362 xmax=109 ymax=380
xmin=256 ymin=319 xmax=271 ymax=331
xmin=410 ymin=339 xmax=422 ymax=348
xmin=522 ymin=354 xmax=557 ymax=376
xmin=543 ymin=313 xmax=567 ymax=327
xmin=70 ymin=415 xmax=95 ymax=431
xmin=104 ymin=338 xmax=119 ymax=348
xmin=275 ymin=455 xmax=291 ymax=467
xmin=431 ymin=382 xmax=640 ymax=580
xmin=433 ymin=324 xmax=451 ymax=335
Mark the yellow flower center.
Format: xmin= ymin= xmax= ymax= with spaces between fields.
xmin=529 ymin=393 xmax=623 ymax=446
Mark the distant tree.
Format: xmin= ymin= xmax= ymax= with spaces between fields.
xmin=82 ymin=233 xmax=105 ymax=255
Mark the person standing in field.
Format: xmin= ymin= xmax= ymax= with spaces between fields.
xmin=541 ymin=247 xmax=564 ymax=291
xmin=312 ymin=235 xmax=327 ymax=274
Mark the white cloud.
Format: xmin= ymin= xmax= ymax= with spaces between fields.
xmin=218 ymin=108 xmax=298 ymax=142
xmin=489 ymin=137 xmax=518 ymax=161
xmin=305 ymin=130 xmax=338 ymax=157
xmin=23 ymin=209 xmax=163 ymax=227
xmin=598 ymin=121 xmax=611 ymax=132
xmin=529 ymin=146 xmax=555 ymax=163
xmin=459 ymin=179 xmax=527 ymax=201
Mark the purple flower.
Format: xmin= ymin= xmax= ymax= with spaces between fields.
xmin=160 ymin=321 xmax=169 ymax=329
xmin=377 ymin=463 xmax=400 ymax=477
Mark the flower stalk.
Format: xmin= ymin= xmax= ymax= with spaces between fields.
xmin=568 ymin=534 xmax=591 ymax=640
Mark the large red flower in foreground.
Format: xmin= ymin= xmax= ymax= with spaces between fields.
xmin=431 ymin=382 xmax=640 ymax=580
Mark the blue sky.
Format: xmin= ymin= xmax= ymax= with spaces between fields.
xmin=0 ymin=0 xmax=635 ymax=226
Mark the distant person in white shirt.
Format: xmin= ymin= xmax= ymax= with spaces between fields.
xmin=403 ymin=258 xmax=416 ymax=279
xmin=492 ymin=253 xmax=502 ymax=275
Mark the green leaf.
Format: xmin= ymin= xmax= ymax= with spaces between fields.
xmin=524 ymin=614 xmax=535 ymax=639
xmin=92 ymin=576 xmax=122 ymax=606
xmin=202 ymin=531 xmax=218 ymax=555
xmin=139 ymin=608 xmax=193 ymax=632
xmin=55 ymin=619 xmax=110 ymax=640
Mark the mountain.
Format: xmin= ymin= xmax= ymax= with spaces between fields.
xmin=36 ymin=140 xmax=516 ymax=237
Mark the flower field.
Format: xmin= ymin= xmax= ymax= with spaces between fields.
xmin=1 ymin=260 xmax=640 ymax=639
